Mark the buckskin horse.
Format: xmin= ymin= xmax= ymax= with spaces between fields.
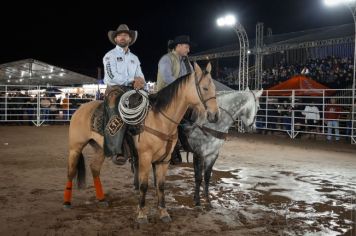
xmin=62 ymin=62 xmax=219 ymax=223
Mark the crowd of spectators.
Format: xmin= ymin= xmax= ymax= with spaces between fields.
xmin=216 ymin=56 xmax=354 ymax=90
xmin=261 ymin=56 xmax=353 ymax=89
xmin=0 ymin=91 xmax=95 ymax=125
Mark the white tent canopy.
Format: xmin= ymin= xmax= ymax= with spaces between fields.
xmin=0 ymin=58 xmax=97 ymax=86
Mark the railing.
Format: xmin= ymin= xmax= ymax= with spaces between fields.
xmin=1 ymin=85 xmax=355 ymax=144
xmin=249 ymin=88 xmax=355 ymax=144
xmin=0 ymin=85 xmax=98 ymax=126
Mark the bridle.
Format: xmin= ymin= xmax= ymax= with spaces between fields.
xmin=219 ymin=90 xmax=258 ymax=128
xmin=246 ymin=90 xmax=258 ymax=128
xmin=159 ymin=71 xmax=217 ymax=124
xmin=195 ymin=71 xmax=216 ymax=110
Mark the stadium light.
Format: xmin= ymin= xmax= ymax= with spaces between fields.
xmin=217 ymin=15 xmax=237 ymax=27
xmin=324 ymin=0 xmax=355 ymax=6
xmin=216 ymin=14 xmax=250 ymax=90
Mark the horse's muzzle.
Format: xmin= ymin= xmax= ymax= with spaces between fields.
xmin=207 ymin=111 xmax=219 ymax=123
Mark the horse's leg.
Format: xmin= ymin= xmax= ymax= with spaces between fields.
xmin=132 ymin=156 xmax=139 ymax=190
xmin=88 ymin=141 xmax=108 ymax=207
xmin=193 ymin=153 xmax=203 ymax=207
xmin=154 ymin=163 xmax=171 ymax=223
xmin=152 ymin=163 xmax=157 ymax=188
xmin=63 ymin=144 xmax=87 ymax=208
xmin=203 ymin=153 xmax=218 ymax=206
xmin=137 ymin=154 xmax=151 ymax=224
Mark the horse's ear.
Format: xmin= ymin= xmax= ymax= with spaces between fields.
xmin=206 ymin=62 xmax=212 ymax=73
xmin=255 ymin=89 xmax=263 ymax=98
xmin=194 ymin=62 xmax=202 ymax=76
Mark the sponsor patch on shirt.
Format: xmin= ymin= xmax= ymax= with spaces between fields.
xmin=130 ymin=60 xmax=135 ymax=64
xmin=117 ymin=57 xmax=123 ymax=62
xmin=104 ymin=57 xmax=110 ymax=62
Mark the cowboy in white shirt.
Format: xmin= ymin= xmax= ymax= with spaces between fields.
xmin=102 ymin=24 xmax=145 ymax=164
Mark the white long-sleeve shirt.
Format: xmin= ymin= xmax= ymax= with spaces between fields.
xmin=302 ymin=105 xmax=320 ymax=121
xmin=103 ymin=46 xmax=145 ymax=86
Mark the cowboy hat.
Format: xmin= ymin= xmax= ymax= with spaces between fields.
xmin=108 ymin=24 xmax=137 ymax=46
xmin=168 ymin=35 xmax=195 ymax=49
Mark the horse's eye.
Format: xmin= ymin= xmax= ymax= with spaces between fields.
xmin=203 ymin=87 xmax=209 ymax=91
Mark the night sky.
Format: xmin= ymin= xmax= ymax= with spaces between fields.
xmin=0 ymin=0 xmax=354 ymax=81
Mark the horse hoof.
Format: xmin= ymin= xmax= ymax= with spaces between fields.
xmin=136 ymin=216 xmax=148 ymax=224
xmin=97 ymin=200 xmax=109 ymax=208
xmin=160 ymin=215 xmax=172 ymax=223
xmin=63 ymin=202 xmax=72 ymax=210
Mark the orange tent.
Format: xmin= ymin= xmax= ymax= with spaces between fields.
xmin=265 ymin=75 xmax=335 ymax=96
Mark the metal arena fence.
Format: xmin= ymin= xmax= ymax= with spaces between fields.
xmin=252 ymin=88 xmax=355 ymax=144
xmin=0 ymin=85 xmax=99 ymax=126
xmin=0 ymin=85 xmax=355 ymax=144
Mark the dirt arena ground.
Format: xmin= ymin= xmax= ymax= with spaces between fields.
xmin=0 ymin=125 xmax=355 ymax=236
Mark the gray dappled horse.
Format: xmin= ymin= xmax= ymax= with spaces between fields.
xmin=132 ymin=89 xmax=262 ymax=207
xmin=185 ymin=89 xmax=262 ymax=207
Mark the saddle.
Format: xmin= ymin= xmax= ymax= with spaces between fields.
xmin=90 ymin=102 xmax=143 ymax=136
xmin=91 ymin=92 xmax=142 ymax=162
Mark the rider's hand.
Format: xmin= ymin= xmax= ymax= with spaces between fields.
xmin=133 ymin=77 xmax=145 ymax=90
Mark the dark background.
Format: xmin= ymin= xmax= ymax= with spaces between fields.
xmin=0 ymin=0 xmax=353 ymax=80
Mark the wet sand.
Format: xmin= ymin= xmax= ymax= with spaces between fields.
xmin=0 ymin=126 xmax=355 ymax=235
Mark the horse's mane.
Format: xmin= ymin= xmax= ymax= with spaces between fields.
xmin=150 ymin=73 xmax=192 ymax=112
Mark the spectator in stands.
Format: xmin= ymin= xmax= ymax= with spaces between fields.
xmin=302 ymin=101 xmax=320 ymax=139
xmin=40 ymin=93 xmax=51 ymax=122
xmin=61 ymin=94 xmax=70 ymax=120
xmin=345 ymin=98 xmax=356 ymax=136
xmin=49 ymin=97 xmax=58 ymax=124
xmin=301 ymin=66 xmax=310 ymax=75
xmin=278 ymin=100 xmax=292 ymax=132
xmin=267 ymin=102 xmax=278 ymax=133
xmin=324 ymin=98 xmax=342 ymax=141
xmin=0 ymin=92 xmax=5 ymax=122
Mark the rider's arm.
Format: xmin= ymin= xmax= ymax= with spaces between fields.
xmin=158 ymin=55 xmax=175 ymax=84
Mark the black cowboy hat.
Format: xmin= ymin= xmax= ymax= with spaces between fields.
xmin=108 ymin=24 xmax=137 ymax=46
xmin=168 ymin=35 xmax=196 ymax=49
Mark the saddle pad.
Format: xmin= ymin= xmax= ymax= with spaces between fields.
xmin=91 ymin=102 xmax=105 ymax=136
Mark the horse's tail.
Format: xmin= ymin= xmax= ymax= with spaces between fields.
xmin=76 ymin=153 xmax=86 ymax=189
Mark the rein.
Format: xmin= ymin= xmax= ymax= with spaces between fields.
xmin=195 ymin=71 xmax=216 ymax=110
xmin=192 ymin=90 xmax=258 ymax=139
xmin=142 ymin=125 xmax=178 ymax=164
xmin=247 ymin=90 xmax=258 ymax=128
xmin=156 ymin=71 xmax=216 ymax=126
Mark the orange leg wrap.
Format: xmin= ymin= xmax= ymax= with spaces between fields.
xmin=63 ymin=181 xmax=73 ymax=203
xmin=93 ymin=177 xmax=105 ymax=200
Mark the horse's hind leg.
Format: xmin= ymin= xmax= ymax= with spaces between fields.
xmin=88 ymin=141 xmax=108 ymax=207
xmin=193 ymin=154 xmax=204 ymax=207
xmin=203 ymin=153 xmax=218 ymax=206
xmin=155 ymin=163 xmax=171 ymax=223
xmin=63 ymin=144 xmax=87 ymax=208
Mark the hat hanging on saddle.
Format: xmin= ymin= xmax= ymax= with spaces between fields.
xmin=108 ymin=24 xmax=137 ymax=46
xmin=168 ymin=35 xmax=195 ymax=49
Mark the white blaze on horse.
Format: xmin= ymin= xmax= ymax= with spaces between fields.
xmin=62 ymin=62 xmax=219 ymax=223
